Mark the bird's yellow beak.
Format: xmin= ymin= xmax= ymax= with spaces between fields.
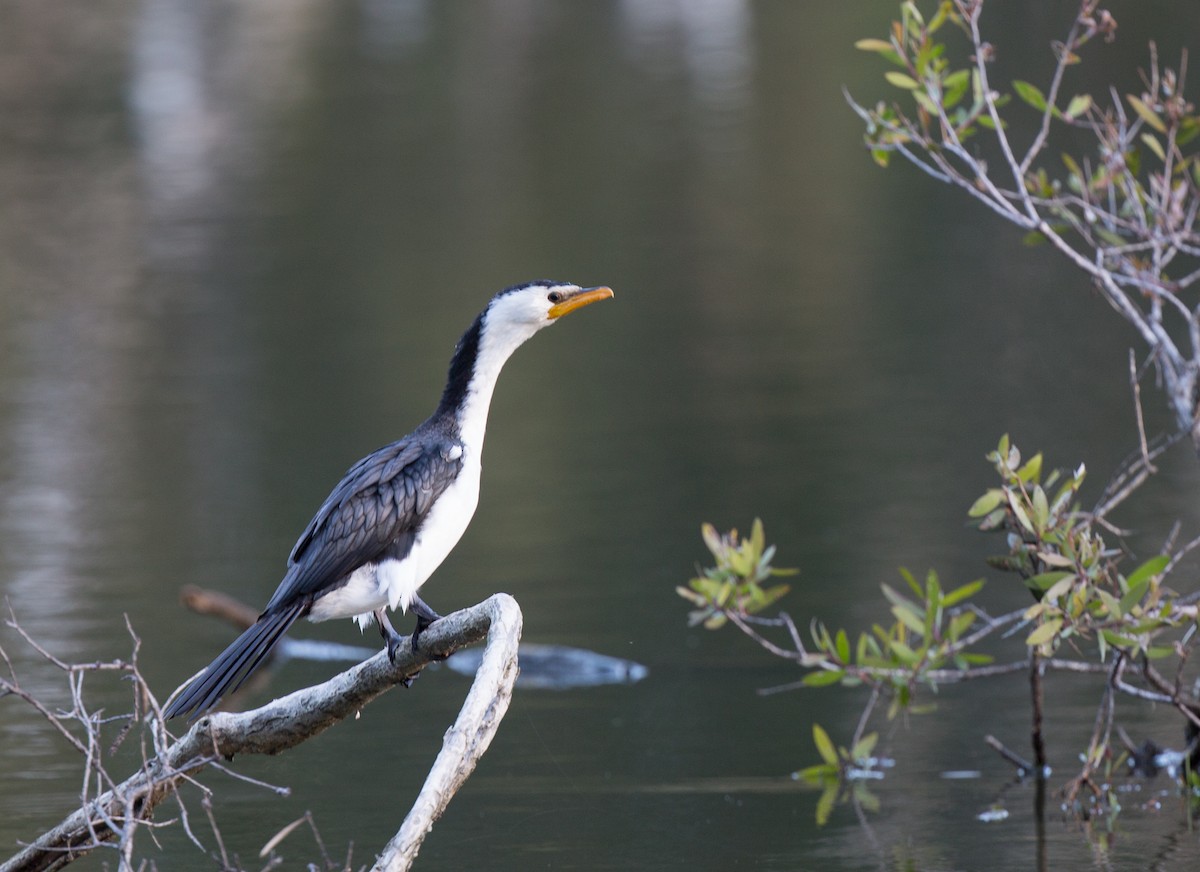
xmin=548 ymin=286 xmax=614 ymax=319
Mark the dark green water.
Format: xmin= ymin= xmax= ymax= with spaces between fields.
xmin=3 ymin=1 xmax=1200 ymax=869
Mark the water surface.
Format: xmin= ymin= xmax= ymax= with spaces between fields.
xmin=2 ymin=2 xmax=1200 ymax=869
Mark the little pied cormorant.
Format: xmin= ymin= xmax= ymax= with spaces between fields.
xmin=163 ymin=281 xmax=613 ymax=721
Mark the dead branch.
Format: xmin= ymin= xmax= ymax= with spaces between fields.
xmin=179 ymin=585 xmax=260 ymax=631
xmin=1 ymin=594 xmax=522 ymax=872
xmin=372 ymin=593 xmax=521 ymax=872
xmin=984 ymin=734 xmax=1035 ymax=775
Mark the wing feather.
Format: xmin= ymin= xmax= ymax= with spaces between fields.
xmin=264 ymin=434 xmax=462 ymax=613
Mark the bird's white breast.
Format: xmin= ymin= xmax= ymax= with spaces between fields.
xmin=307 ymin=450 xmax=482 ymax=629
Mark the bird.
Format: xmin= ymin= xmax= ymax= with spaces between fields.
xmin=163 ymin=280 xmax=613 ymax=720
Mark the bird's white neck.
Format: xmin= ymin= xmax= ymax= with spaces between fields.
xmin=439 ymin=303 xmax=545 ymax=452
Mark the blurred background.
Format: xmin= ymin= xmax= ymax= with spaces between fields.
xmin=3 ymin=1 xmax=1200 ymax=869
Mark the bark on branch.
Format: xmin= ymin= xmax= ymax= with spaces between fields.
xmin=1 ymin=594 xmax=522 ymax=872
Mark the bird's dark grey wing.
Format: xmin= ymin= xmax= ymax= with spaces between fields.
xmin=263 ymin=436 xmax=462 ymax=613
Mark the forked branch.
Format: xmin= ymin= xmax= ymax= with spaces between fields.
xmin=1 ymin=594 xmax=522 ymax=872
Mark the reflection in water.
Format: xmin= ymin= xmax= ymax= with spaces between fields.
xmin=619 ymin=0 xmax=752 ymax=111
xmin=359 ymin=0 xmax=431 ymax=57
xmin=447 ymin=643 xmax=648 ymax=689
xmin=130 ymin=0 xmax=216 ymax=204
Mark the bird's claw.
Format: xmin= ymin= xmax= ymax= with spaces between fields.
xmin=386 ymin=633 xmax=407 ymax=665
xmin=411 ymin=616 xmax=450 ymax=661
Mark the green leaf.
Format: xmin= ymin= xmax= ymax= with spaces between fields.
xmin=1125 ymin=554 xmax=1169 ymax=588
xmin=1096 ymin=589 xmax=1122 ymax=618
xmin=925 ymin=570 xmax=942 ymax=607
xmin=727 ymin=548 xmax=752 ymax=579
xmin=1008 ymin=493 xmax=1035 ymax=534
xmin=812 ymin=620 xmax=833 ymax=653
xmin=1065 ymin=93 xmax=1092 ymax=119
xmin=942 ymin=69 xmax=970 ymax=108
xmin=1101 ymin=629 xmax=1138 ymax=649
xmin=1042 ymin=575 xmax=1074 ymax=603
xmin=701 ymin=523 xmax=723 ymax=559
xmin=889 ymin=639 xmax=919 ymax=665
xmin=977 ymin=507 xmax=1007 ymax=532
xmin=948 ymin=611 xmax=976 ymax=640
xmin=749 ymin=517 xmax=765 ymax=557
xmin=913 ymin=90 xmax=939 ymax=116
xmin=835 ymin=629 xmax=851 ymax=663
xmin=942 ymin=578 xmax=984 ymax=607
xmin=1141 ymin=132 xmax=1166 ymax=162
xmin=1118 ymin=579 xmax=1150 ymax=615
xmin=892 ymin=604 xmax=927 ymax=637
xmin=1026 ymin=571 xmax=1073 ymax=593
xmin=928 ymin=0 xmax=951 ymax=33
xmin=967 ymin=489 xmax=1005 ymax=518
xmin=1031 ymin=486 xmax=1049 ymax=529
xmin=1127 ymin=94 xmax=1167 ymax=133
xmin=1026 ymin=619 xmax=1061 ymax=647
xmin=854 ymin=784 xmax=881 ymax=813
xmin=1013 ymin=80 xmax=1047 ymax=112
xmin=1017 ymin=452 xmax=1043 ymax=483
xmin=958 ymin=652 xmax=994 ymax=666
xmin=794 ymin=763 xmax=834 ymax=785
xmin=851 ymin=732 xmax=879 ymax=761
xmin=813 ymin=723 xmax=839 ymax=766
xmin=855 ymin=38 xmax=895 ymax=53
xmin=815 ymin=783 xmax=838 ymax=826
xmin=885 ymin=71 xmax=920 ymax=90
xmin=803 ymin=669 xmax=846 ymax=688
xmin=901 ymin=1 xmax=925 ymax=31
xmin=1037 ymin=551 xmax=1074 ymax=568
xmin=749 ymin=584 xmax=791 ymax=613
xmin=855 ymin=632 xmax=870 ymax=664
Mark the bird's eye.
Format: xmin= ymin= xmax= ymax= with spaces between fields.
xmin=547 ymin=290 xmax=563 ymax=304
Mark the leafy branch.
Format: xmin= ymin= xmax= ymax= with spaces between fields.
xmin=847 ymin=0 xmax=1200 ymax=453
xmin=677 ymin=519 xmax=797 ymax=630
xmin=682 ymin=436 xmax=1200 ymax=821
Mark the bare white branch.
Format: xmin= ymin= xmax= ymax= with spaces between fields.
xmin=1 ymin=595 xmax=521 ymax=872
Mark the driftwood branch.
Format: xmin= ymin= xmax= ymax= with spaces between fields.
xmin=374 ymin=594 xmax=522 ymax=871
xmin=1 ymin=594 xmax=522 ymax=872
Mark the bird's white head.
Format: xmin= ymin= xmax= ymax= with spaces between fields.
xmin=438 ymin=280 xmax=614 ymax=426
xmin=478 ymin=280 xmax=614 ymax=360
xmin=486 ymin=280 xmax=614 ymax=333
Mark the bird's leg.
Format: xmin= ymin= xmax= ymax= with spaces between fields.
xmin=409 ymin=595 xmax=444 ymax=656
xmin=374 ymin=608 xmax=408 ymax=664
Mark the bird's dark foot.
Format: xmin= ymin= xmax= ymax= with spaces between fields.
xmin=375 ymin=608 xmax=408 ymax=665
xmin=387 ymin=633 xmax=409 ymax=664
xmin=409 ymin=596 xmax=445 ymax=658
xmin=410 ymin=616 xmax=442 ymax=656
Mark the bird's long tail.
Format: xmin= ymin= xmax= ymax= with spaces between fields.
xmin=163 ymin=602 xmax=306 ymax=722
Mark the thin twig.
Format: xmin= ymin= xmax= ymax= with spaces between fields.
xmin=1130 ymin=349 xmax=1158 ymax=475
xmin=984 ymin=734 xmax=1035 ymax=774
